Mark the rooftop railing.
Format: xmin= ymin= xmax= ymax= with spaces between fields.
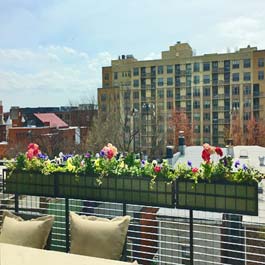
xmin=0 ymin=169 xmax=265 ymax=264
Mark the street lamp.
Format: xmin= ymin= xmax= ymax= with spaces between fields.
xmin=141 ymin=103 xmax=156 ymax=158
xmin=131 ymin=108 xmax=138 ymax=153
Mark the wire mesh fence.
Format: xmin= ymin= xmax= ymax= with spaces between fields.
xmin=0 ymin=169 xmax=265 ymax=264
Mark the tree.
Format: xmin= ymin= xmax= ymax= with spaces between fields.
xmin=256 ymin=120 xmax=265 ymax=146
xmin=169 ymin=109 xmax=193 ymax=146
xmin=231 ymin=114 xmax=243 ymax=145
xmin=246 ymin=117 xmax=258 ymax=145
xmin=86 ymin=109 xmax=137 ymax=154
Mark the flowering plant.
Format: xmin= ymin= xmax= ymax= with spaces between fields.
xmin=175 ymin=143 xmax=263 ymax=184
xmin=7 ymin=143 xmax=175 ymax=184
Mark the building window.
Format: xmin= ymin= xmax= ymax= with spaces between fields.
xmin=224 ymin=60 xmax=230 ymax=72
xmin=167 ymin=101 xmax=173 ymax=109
xmin=258 ymin=71 xmax=264 ymax=80
xmin=193 ymin=75 xmax=200 ymax=84
xmin=203 ymin=86 xmax=210 ymax=97
xmin=243 ymin=59 xmax=251 ymax=68
xmin=124 ymin=91 xmax=130 ymax=99
xmin=232 ymin=100 xmax=240 ymax=109
xmin=133 ymin=91 xmax=139 ymax=99
xmin=114 ymin=72 xmax=118 ymax=80
xmin=203 ymin=75 xmax=210 ymax=84
xmin=194 ymin=125 xmax=200 ymax=133
xmin=133 ymin=80 xmax=139 ymax=87
xmin=175 ymin=64 xmax=181 ymax=75
xmin=193 ymin=87 xmax=200 ymax=97
xmin=193 ymin=62 xmax=200 ymax=72
xmin=158 ymin=65 xmax=164 ymax=74
xmin=141 ymin=90 xmax=146 ymax=99
xmin=193 ymin=113 xmax=200 ymax=121
xmin=244 ymin=84 xmax=251 ymax=95
xmin=101 ymin=93 xmax=107 ymax=101
xmin=203 ymin=113 xmax=210 ymax=121
xmin=104 ymin=73 xmax=109 ymax=80
xmin=243 ymin=72 xmax=251 ymax=81
xmin=232 ymin=73 xmax=240 ymax=82
xmin=167 ymin=77 xmax=173 ymax=86
xmin=212 ymin=61 xmax=218 ymax=71
xmin=186 ymin=64 xmax=192 ymax=74
xmin=244 ymin=99 xmax=251 ymax=108
xmin=232 ymin=60 xmax=240 ymax=69
xmin=204 ymin=125 xmax=210 ymax=133
xmin=133 ymin=68 xmax=139 ymax=76
xmin=175 ymin=77 xmax=180 ymax=87
xmin=167 ymin=65 xmax=173 ymax=74
xmin=193 ymin=101 xmax=200 ymax=109
xmin=158 ymin=77 xmax=164 ymax=86
xmin=204 ymin=101 xmax=210 ymax=108
xmin=258 ymin=58 xmax=264 ymax=67
xmin=158 ymin=89 xmax=164 ymax=98
xmin=167 ymin=89 xmax=173 ymax=98
xmin=224 ymin=72 xmax=230 ymax=83
xmin=232 ymin=85 xmax=240 ymax=95
xmin=203 ymin=62 xmax=210 ymax=71
xmin=243 ymin=112 xmax=251 ymax=120
xmin=224 ymin=85 xmax=230 ymax=97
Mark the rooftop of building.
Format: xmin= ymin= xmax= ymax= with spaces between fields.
xmin=175 ymin=145 xmax=265 ymax=174
xmin=34 ymin=113 xmax=68 ymax=128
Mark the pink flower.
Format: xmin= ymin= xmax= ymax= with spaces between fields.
xmin=26 ymin=149 xmax=34 ymax=160
xmin=154 ymin=165 xmax=161 ymax=173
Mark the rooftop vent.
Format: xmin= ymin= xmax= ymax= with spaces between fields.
xmin=239 ymin=150 xmax=248 ymax=158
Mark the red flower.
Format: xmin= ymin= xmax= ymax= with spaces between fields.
xmin=215 ymin=147 xmax=223 ymax=157
xmin=154 ymin=165 xmax=161 ymax=173
xmin=192 ymin=167 xmax=198 ymax=173
xmin=107 ymin=149 xmax=114 ymax=159
xmin=202 ymin=149 xmax=211 ymax=162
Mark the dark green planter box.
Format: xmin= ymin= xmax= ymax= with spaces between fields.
xmin=3 ymin=170 xmax=56 ymax=197
xmin=58 ymin=174 xmax=175 ymax=208
xmin=176 ymin=180 xmax=258 ymax=216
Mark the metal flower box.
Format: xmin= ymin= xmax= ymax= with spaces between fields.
xmin=176 ymin=180 xmax=258 ymax=216
xmin=57 ymin=174 xmax=175 ymax=208
xmin=3 ymin=169 xmax=56 ymax=197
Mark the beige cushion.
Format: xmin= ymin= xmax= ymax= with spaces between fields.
xmin=0 ymin=210 xmax=54 ymax=249
xmin=70 ymin=211 xmax=131 ymax=260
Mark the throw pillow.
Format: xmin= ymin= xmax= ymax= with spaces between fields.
xmin=70 ymin=211 xmax=131 ymax=260
xmin=0 ymin=210 xmax=54 ymax=249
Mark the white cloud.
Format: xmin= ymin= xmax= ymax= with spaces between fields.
xmin=217 ymin=16 xmax=265 ymax=49
xmin=0 ymin=46 xmax=114 ymax=110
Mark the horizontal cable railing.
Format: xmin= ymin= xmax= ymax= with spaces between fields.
xmin=0 ymin=171 xmax=265 ymax=264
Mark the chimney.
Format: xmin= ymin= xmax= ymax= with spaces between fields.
xmin=0 ymin=101 xmax=3 ymax=125
xmin=10 ymin=106 xmax=23 ymax=127
xmin=178 ymin=131 xmax=185 ymax=155
xmin=226 ymin=138 xmax=234 ymax=158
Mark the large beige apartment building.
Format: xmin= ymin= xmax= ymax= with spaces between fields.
xmin=98 ymin=42 xmax=265 ymax=157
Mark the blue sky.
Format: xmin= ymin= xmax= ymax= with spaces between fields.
xmin=1 ymin=0 xmax=265 ymax=111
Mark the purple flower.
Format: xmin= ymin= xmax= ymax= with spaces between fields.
xmin=223 ymin=157 xmax=227 ymax=167
xmin=38 ymin=153 xmax=48 ymax=160
xmin=243 ymin=164 xmax=248 ymax=171
xmin=234 ymin=160 xmax=240 ymax=168
xmin=141 ymin=160 xmax=146 ymax=166
xmin=99 ymin=150 xmax=105 ymax=157
xmin=187 ymin=161 xmax=192 ymax=167
xmin=85 ymin=153 xmax=91 ymax=158
xmin=63 ymin=154 xmax=73 ymax=161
